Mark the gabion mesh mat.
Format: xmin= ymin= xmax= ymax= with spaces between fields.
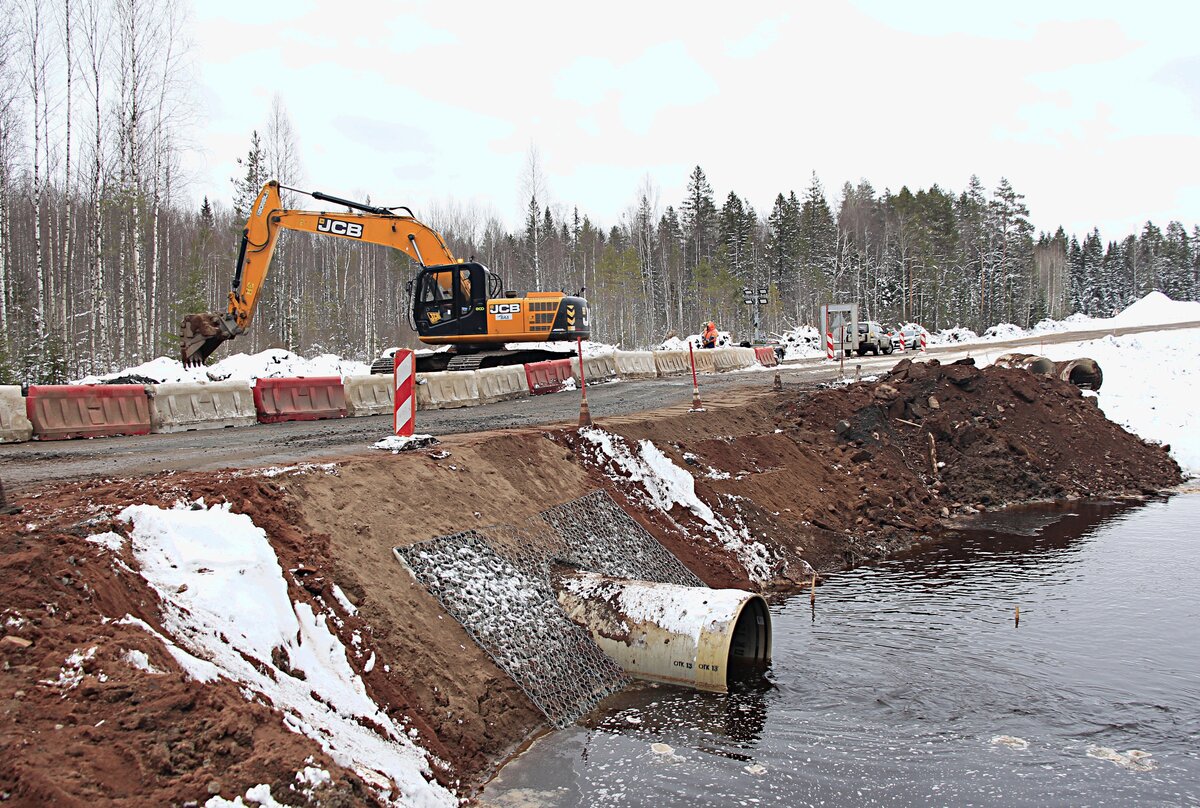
xmin=394 ymin=490 xmax=704 ymax=727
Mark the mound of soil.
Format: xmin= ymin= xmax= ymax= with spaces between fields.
xmin=778 ymin=358 xmax=1181 ymax=539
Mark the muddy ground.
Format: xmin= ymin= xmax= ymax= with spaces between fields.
xmin=0 ymin=360 xmax=1182 ymax=806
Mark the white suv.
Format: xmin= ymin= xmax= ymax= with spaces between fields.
xmin=843 ymin=321 xmax=893 ymax=356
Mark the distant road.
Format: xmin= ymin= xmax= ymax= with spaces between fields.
xmin=3 ymin=319 xmax=1196 ymax=491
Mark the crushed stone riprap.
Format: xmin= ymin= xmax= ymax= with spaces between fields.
xmin=395 ymin=490 xmax=709 ymax=727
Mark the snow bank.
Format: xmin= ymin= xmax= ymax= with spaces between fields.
xmin=996 ymin=327 xmax=1200 ymax=477
xmin=1109 ymin=291 xmax=1200 ymax=327
xmin=659 ymin=331 xmax=734 ymax=351
xmin=108 ymin=502 xmax=455 ymax=807
xmin=75 ymin=349 xmax=370 ymax=385
xmin=577 ymin=428 xmax=774 ymax=581
xmin=776 ymin=325 xmax=825 ymax=360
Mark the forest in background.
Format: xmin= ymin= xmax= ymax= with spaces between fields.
xmin=2 ymin=0 xmax=1199 ymax=384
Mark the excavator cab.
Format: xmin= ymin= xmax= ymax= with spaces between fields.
xmin=412 ymin=262 xmax=494 ymax=340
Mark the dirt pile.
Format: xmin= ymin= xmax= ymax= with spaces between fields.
xmin=0 ymin=474 xmax=437 ymax=807
xmin=777 ymin=358 xmax=1181 ymax=537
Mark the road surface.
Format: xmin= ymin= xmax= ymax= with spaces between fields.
xmin=3 ymin=320 xmax=1195 ymax=490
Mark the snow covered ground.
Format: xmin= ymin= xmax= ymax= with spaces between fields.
xmin=945 ymin=291 xmax=1200 ymax=346
xmin=92 ymin=501 xmax=456 ymax=808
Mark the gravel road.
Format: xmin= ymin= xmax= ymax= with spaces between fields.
xmin=3 ymin=320 xmax=1194 ymax=491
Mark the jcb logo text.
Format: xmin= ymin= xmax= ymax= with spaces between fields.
xmin=317 ymin=218 xmax=363 ymax=239
xmin=489 ymin=303 xmax=521 ymax=314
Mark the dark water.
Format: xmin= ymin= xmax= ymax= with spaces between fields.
xmin=481 ymin=495 xmax=1200 ymax=807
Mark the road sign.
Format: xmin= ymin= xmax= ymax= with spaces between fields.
xmin=743 ymin=298 xmax=753 ymax=305
xmin=758 ymin=297 xmax=769 ymax=304
xmin=757 ymin=287 xmax=768 ymax=295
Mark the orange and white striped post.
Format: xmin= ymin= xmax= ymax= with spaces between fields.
xmin=825 ymin=331 xmax=834 ymax=360
xmin=899 ymin=332 xmax=906 ymax=352
xmin=393 ymin=349 xmax=415 ymax=437
xmin=920 ymin=332 xmax=927 ymax=353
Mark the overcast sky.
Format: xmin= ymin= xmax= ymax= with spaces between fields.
xmin=186 ymin=0 xmax=1200 ymax=239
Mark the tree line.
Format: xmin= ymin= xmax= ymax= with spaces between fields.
xmin=1 ymin=0 xmax=1198 ymax=384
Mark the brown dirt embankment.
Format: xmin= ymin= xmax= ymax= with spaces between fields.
xmin=0 ymin=360 xmax=1182 ymax=805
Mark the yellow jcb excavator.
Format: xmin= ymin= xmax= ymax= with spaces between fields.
xmin=180 ymin=180 xmax=590 ymax=372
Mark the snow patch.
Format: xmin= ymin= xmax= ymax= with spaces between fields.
xmin=86 ymin=531 xmax=126 ymax=552
xmin=331 ymin=584 xmax=359 ymax=616
xmin=577 ymin=428 xmax=774 ymax=582
xmin=117 ymin=502 xmax=455 ymax=807
xmin=123 ymin=649 xmax=165 ymax=675
xmin=372 ymin=434 xmax=438 ymax=453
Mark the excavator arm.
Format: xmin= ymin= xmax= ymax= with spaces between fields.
xmin=181 ymin=180 xmax=458 ymax=366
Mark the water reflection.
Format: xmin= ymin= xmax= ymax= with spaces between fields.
xmin=483 ymin=496 xmax=1200 ymax=808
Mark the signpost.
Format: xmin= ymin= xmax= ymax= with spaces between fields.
xmin=820 ymin=303 xmax=858 ymax=376
xmin=743 ymin=286 xmax=769 ymax=344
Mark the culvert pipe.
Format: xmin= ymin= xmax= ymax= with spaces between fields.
xmin=1053 ymin=357 xmax=1103 ymax=391
xmin=994 ymin=352 xmax=1056 ymax=376
xmin=552 ymin=570 xmax=771 ymax=693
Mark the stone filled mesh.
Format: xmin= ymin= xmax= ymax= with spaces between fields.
xmin=394 ymin=490 xmax=704 ymax=727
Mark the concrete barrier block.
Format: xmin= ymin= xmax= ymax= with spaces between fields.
xmin=253 ymin=377 xmax=347 ymax=424
xmin=416 ymin=371 xmax=481 ymax=410
xmin=652 ymin=350 xmax=692 ymax=377
xmin=344 ymin=374 xmax=394 ymax=417
xmin=477 ymin=366 xmax=529 ymax=404
xmin=574 ymin=354 xmax=618 ymax=385
xmin=0 ymin=386 xmax=33 ymax=443
xmin=713 ymin=347 xmax=758 ymax=371
xmin=754 ymin=346 xmax=779 ymax=367
xmin=524 ymin=358 xmax=574 ymax=395
xmin=614 ymin=351 xmax=657 ymax=379
xmin=27 ymin=384 xmax=151 ymax=440
xmin=692 ymin=349 xmax=717 ymax=374
xmin=149 ymin=380 xmax=257 ymax=433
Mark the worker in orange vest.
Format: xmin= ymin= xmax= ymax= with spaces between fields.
xmin=701 ymin=321 xmax=718 ymax=349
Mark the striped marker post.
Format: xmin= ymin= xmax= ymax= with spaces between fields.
xmin=393 ymin=349 xmax=415 ymax=437
xmin=826 ymin=331 xmax=834 ymax=360
xmin=899 ymin=332 xmax=906 ymax=352
xmin=920 ymin=332 xmax=927 ymax=353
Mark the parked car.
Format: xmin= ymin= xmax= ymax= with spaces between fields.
xmin=842 ymin=320 xmax=893 ymax=356
xmin=889 ymin=322 xmax=929 ymax=350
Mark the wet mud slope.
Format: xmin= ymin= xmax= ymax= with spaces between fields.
xmin=0 ymin=360 xmax=1181 ymax=805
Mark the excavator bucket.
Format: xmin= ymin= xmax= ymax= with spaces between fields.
xmin=180 ymin=313 xmax=234 ymax=367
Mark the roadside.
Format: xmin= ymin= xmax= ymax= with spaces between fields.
xmin=4 ymin=319 xmax=1195 ymax=492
